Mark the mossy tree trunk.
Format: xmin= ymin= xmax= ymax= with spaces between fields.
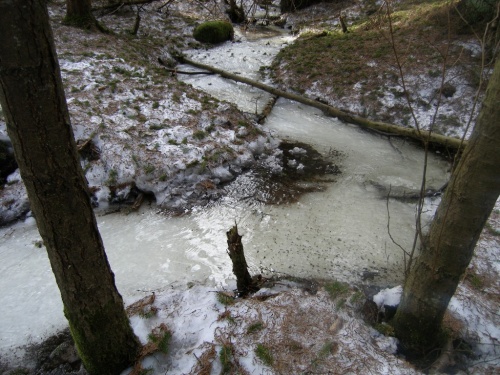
xmin=392 ymin=57 xmax=500 ymax=354
xmin=226 ymin=225 xmax=256 ymax=296
xmin=0 ymin=1 xmax=140 ymax=374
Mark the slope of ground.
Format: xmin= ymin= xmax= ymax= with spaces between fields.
xmin=0 ymin=1 xmax=498 ymax=374
xmin=0 ymin=0 xmax=280 ymax=224
xmin=271 ymin=0 xmax=496 ymax=139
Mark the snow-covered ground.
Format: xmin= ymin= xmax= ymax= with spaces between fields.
xmin=0 ymin=1 xmax=498 ymax=374
xmin=0 ymin=1 xmax=284 ymax=225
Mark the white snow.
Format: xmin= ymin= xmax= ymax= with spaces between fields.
xmin=0 ymin=2 xmax=498 ymax=373
xmin=373 ymin=285 xmax=403 ymax=309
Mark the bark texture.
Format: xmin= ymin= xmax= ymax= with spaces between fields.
xmin=392 ymin=57 xmax=500 ymax=353
xmin=226 ymin=0 xmax=246 ymax=23
xmin=226 ymin=225 xmax=256 ymax=296
xmin=0 ymin=1 xmax=140 ymax=373
xmin=177 ymin=56 xmax=466 ymax=150
xmin=65 ymin=0 xmax=99 ymax=29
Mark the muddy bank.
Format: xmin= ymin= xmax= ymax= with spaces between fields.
xmin=241 ymin=141 xmax=342 ymax=205
xmin=152 ymin=140 xmax=342 ymax=215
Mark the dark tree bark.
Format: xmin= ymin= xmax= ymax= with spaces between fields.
xmin=130 ymin=11 xmax=141 ymax=35
xmin=65 ymin=0 xmax=103 ymax=30
xmin=226 ymin=225 xmax=257 ymax=296
xmin=225 ymin=0 xmax=246 ymax=24
xmin=280 ymin=0 xmax=331 ymax=13
xmin=339 ymin=14 xmax=348 ymax=33
xmin=0 ymin=1 xmax=140 ymax=374
xmin=392 ymin=57 xmax=500 ymax=354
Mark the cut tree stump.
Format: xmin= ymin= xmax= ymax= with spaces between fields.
xmin=226 ymin=225 xmax=258 ymax=297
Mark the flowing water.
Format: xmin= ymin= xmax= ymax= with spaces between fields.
xmin=0 ymin=26 xmax=450 ymax=355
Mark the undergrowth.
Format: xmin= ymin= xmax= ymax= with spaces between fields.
xmin=255 ymin=343 xmax=273 ymax=366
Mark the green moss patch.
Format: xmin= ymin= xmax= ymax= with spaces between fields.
xmin=193 ymin=21 xmax=234 ymax=44
xmin=255 ymin=343 xmax=273 ymax=366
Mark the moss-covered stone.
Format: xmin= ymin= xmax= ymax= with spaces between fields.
xmin=193 ymin=21 xmax=234 ymax=44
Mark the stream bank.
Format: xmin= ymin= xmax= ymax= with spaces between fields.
xmin=0 ymin=2 xmax=499 ymax=374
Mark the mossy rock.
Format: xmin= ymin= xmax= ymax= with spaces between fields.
xmin=193 ymin=21 xmax=234 ymax=44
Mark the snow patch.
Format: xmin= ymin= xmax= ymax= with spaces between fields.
xmin=373 ymin=285 xmax=403 ymax=309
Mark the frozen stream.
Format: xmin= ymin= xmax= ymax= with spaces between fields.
xmin=0 ymin=27 xmax=450 ymax=357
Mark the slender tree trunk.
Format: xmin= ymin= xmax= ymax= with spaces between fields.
xmin=0 ymin=1 xmax=140 ymax=373
xmin=339 ymin=14 xmax=349 ymax=33
xmin=392 ymin=57 xmax=500 ymax=354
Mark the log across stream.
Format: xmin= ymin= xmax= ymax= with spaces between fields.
xmin=0 ymin=27 xmax=452 ymax=354
xmin=174 ymin=55 xmax=465 ymax=151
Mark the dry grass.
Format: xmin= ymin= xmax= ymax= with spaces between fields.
xmin=188 ymin=342 xmax=217 ymax=375
xmin=207 ymin=286 xmax=417 ymax=374
xmin=130 ymin=323 xmax=172 ymax=375
xmin=126 ymin=293 xmax=157 ymax=317
xmin=271 ymin=0 xmax=489 ymax=129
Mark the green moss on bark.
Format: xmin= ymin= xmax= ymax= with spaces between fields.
xmin=65 ymin=303 xmax=140 ymax=375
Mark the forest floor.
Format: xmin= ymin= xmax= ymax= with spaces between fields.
xmin=271 ymin=0 xmax=495 ymax=140
xmin=0 ymin=0 xmax=499 ymax=374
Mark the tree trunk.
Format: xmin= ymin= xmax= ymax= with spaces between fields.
xmin=339 ymin=14 xmax=348 ymax=33
xmin=0 ymin=1 xmax=140 ymax=374
xmin=226 ymin=0 xmax=246 ymax=24
xmin=176 ymin=55 xmax=466 ymax=151
xmin=226 ymin=225 xmax=256 ymax=296
xmin=392 ymin=57 xmax=500 ymax=354
xmin=131 ymin=11 xmax=141 ymax=35
xmin=65 ymin=0 xmax=101 ymax=30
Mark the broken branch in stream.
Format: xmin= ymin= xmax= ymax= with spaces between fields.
xmin=173 ymin=54 xmax=467 ymax=151
xmin=226 ymin=225 xmax=259 ymax=297
xmin=157 ymin=57 xmax=215 ymax=75
xmin=257 ymin=95 xmax=279 ymax=124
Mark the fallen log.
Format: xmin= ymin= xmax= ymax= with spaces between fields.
xmin=130 ymin=192 xmax=144 ymax=211
xmin=164 ymin=69 xmax=215 ymax=75
xmin=158 ymin=57 xmax=215 ymax=75
xmin=175 ymin=55 xmax=466 ymax=151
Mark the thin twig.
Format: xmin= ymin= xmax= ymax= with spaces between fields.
xmin=386 ymin=185 xmax=411 ymax=276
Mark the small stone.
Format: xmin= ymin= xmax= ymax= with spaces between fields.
xmin=329 ymin=317 xmax=343 ymax=334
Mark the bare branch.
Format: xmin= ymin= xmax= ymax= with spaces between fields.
xmin=386 ymin=185 xmax=410 ymax=277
